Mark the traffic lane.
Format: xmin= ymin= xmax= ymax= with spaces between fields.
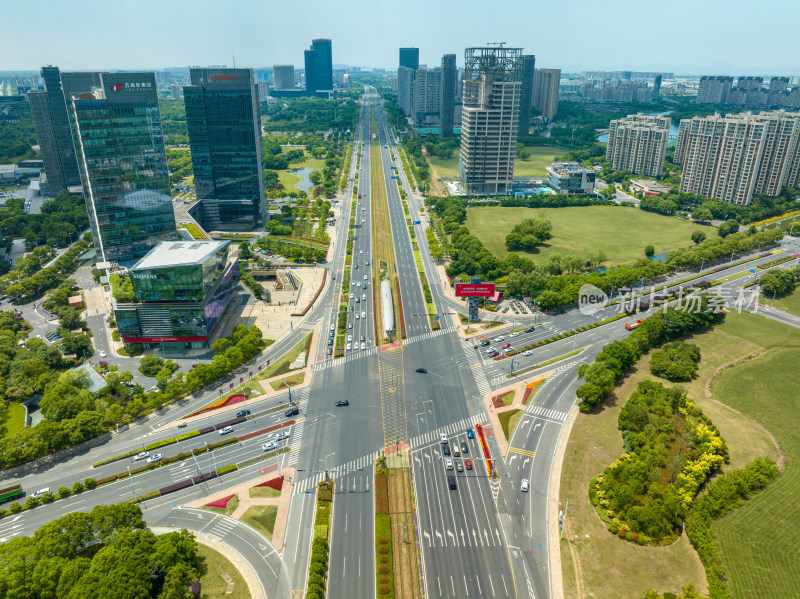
xmin=276 ymin=489 xmax=316 ymax=596
xmin=327 ymin=470 xmax=374 ymax=599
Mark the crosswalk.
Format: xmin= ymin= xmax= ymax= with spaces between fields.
xmin=283 ymin=389 xmax=309 ymax=468
xmin=312 ymin=347 xmax=378 ymax=372
xmin=293 ymin=452 xmax=377 ymax=493
xmin=408 ymin=416 xmax=487 ymax=449
xmin=299 ymin=319 xmax=318 ymax=331
xmin=0 ymin=518 xmax=25 ymax=544
xmin=526 ymin=404 xmax=568 ymax=422
xmin=402 ymin=327 xmax=455 ymax=345
xmin=202 ymin=515 xmax=239 ymax=541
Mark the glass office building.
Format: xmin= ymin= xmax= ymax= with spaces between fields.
xmin=304 ymin=39 xmax=333 ymax=97
xmin=70 ymin=72 xmax=177 ymax=265
xmin=184 ymin=68 xmax=265 ymax=231
xmin=115 ymin=241 xmax=240 ymax=351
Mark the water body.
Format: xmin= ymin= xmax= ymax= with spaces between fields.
xmin=290 ymin=167 xmax=314 ymax=192
xmin=596 ymin=111 xmax=680 ymax=143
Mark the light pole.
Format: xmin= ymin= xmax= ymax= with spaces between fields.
xmin=320 ymin=452 xmax=335 ymax=488
xmin=206 ymin=442 xmax=219 ymax=475
xmin=126 ymin=466 xmax=135 ymax=500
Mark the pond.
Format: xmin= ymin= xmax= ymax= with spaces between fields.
xmin=290 ymin=167 xmax=314 ymax=193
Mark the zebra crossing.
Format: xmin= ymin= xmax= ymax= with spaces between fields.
xmin=312 ymin=346 xmax=378 ymax=372
xmin=284 ymin=389 xmax=309 ymax=468
xmin=299 ymin=319 xmax=318 ymax=331
xmin=293 ymin=452 xmax=377 ymax=493
xmin=402 ymin=326 xmax=456 ymax=345
xmin=527 ymin=404 xmax=568 ymax=422
xmin=202 ymin=515 xmax=239 ymax=541
xmin=409 ymin=415 xmax=487 ymax=449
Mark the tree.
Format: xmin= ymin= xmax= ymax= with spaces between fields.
xmin=718 ymin=218 xmax=740 ymax=238
xmin=309 ymin=170 xmax=323 ymax=185
xmin=515 ymin=146 xmax=531 ymax=161
xmin=644 ymin=245 xmax=655 ymax=257
xmin=692 ymin=208 xmax=714 ymax=223
xmin=139 ymin=354 xmax=165 ymax=377
xmin=691 ymin=230 xmax=706 ymax=245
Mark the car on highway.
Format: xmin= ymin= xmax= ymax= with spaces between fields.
xmin=349 ymin=293 xmax=354 ymax=299
xmin=525 ymin=326 xmax=535 ymax=332
xmin=440 ymin=434 xmax=448 ymax=444
xmin=448 ymin=476 xmax=457 ymax=490
xmin=347 ymin=334 xmax=352 ymax=342
xmin=218 ymin=426 xmax=233 ymax=435
xmin=502 ymin=342 xmax=512 ymax=349
xmin=354 ymin=263 xmax=358 ymax=269
xmin=452 ymin=446 xmax=460 ymax=457
xmin=262 ymin=442 xmax=278 ymax=452
xmin=467 ymin=428 xmax=474 ymax=439
xmin=360 ymin=342 xmax=366 ymax=350
xmin=461 ymin=442 xmax=468 ymax=454
xmin=415 ymin=367 xmax=427 ymax=373
xmin=285 ymin=406 xmax=299 ymax=417
xmin=330 ymin=324 xmax=335 ymax=331
xmin=99 ymin=350 xmax=107 ymax=358
xmin=363 ymin=275 xmax=368 ymax=280
xmin=361 ymin=311 xmax=366 ymax=318
xmin=442 ymin=443 xmax=451 ymax=456
xmin=493 ymin=336 xmax=505 ymax=342
xmin=327 ymin=338 xmax=333 ymax=346
xmin=355 ymin=313 xmax=360 ymax=320
xmin=327 ymin=348 xmax=332 ymax=355
xmin=133 ymin=451 xmax=150 ymax=461
xmin=359 ymin=249 xmax=363 ymax=254
xmin=521 ymin=479 xmax=529 ymax=492
xmin=348 ymin=322 xmax=353 ymax=329
xmin=481 ymin=340 xmax=491 ymax=347
xmin=362 ymin=219 xmax=365 ymax=223
xmin=365 ymin=260 xmax=369 ymax=266
xmin=236 ymin=409 xmax=251 ymax=418
xmin=275 ymin=431 xmax=290 ymax=441
xmin=362 ymin=293 xmax=366 ymax=300
xmin=444 ymin=458 xmax=453 ymax=470
xmin=148 ymin=454 xmax=163 ymax=464
xmin=335 ymin=400 xmax=349 ymax=407
xmin=465 ymin=459 xmax=473 ymax=470
xmin=522 ymin=350 xmax=533 ymax=356
xmin=510 ymin=332 xmax=520 ymax=338
xmin=362 ymin=283 xmax=367 ymax=289
xmin=32 ymin=488 xmax=51 ymax=499
xmin=456 ymin=461 xmax=464 ymax=472
xmin=346 ymin=343 xmax=352 ymax=351
xmin=177 ymin=422 xmax=187 ymax=429
xmin=355 ymin=297 xmax=360 ymax=304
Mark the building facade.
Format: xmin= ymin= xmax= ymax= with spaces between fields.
xmin=532 ymin=68 xmax=560 ymax=120
xmin=304 ymin=39 xmax=333 ymax=97
xmin=412 ymin=67 xmax=441 ymax=125
xmin=69 ymin=73 xmax=178 ymax=264
xmin=518 ymin=55 xmax=536 ymax=135
xmin=397 ymin=66 xmax=415 ymax=117
xmin=184 ymin=68 xmax=266 ymax=231
xmin=399 ymin=48 xmax=420 ymax=71
xmin=606 ymin=113 xmax=671 ymax=177
xmin=115 ymin=240 xmax=239 ymax=352
xmin=440 ymin=54 xmax=457 ymax=137
xmin=459 ymin=47 xmax=522 ymax=195
xmin=696 ymin=76 xmax=734 ymax=104
xmin=273 ymin=65 xmax=295 ymax=90
xmin=28 ymin=67 xmax=103 ymax=196
xmin=546 ymin=161 xmax=596 ymax=194
xmin=675 ymin=110 xmax=800 ymax=206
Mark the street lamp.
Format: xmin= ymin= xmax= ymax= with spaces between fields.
xmin=320 ymin=452 xmax=335 ymax=488
xmin=126 ymin=466 xmax=136 ymax=501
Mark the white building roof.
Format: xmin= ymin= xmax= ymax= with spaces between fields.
xmin=132 ymin=240 xmax=228 ymax=270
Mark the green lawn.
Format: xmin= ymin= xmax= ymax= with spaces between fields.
xmin=255 ymin=334 xmax=308 ymax=381
xmin=708 ymin=312 xmax=800 ymax=598
xmin=770 ymin=284 xmax=800 ymax=317
xmin=277 ymin=147 xmax=327 ymax=194
xmin=241 ymin=505 xmax=278 ymax=541
xmin=197 ymin=542 xmax=252 ymax=599
xmin=249 ymin=486 xmax=281 ymax=499
xmin=0 ymin=403 xmax=26 ymax=443
xmin=497 ymin=409 xmax=522 ymax=443
xmin=465 ymin=205 xmax=712 ymax=265
xmin=426 ymin=146 xmax=568 ymax=179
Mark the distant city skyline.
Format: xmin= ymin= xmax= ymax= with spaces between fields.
xmin=3 ymin=0 xmax=800 ymax=75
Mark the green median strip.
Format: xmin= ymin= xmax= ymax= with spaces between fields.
xmin=506 ymin=348 xmax=585 ymax=379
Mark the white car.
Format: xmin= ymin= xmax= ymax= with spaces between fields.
xmin=275 ymin=431 xmax=290 ymax=441
xmin=147 ymin=454 xmax=163 ymax=464
xmin=361 ymin=342 xmax=366 ymax=350
xmin=348 ymin=322 xmax=353 ymax=329
xmin=349 ymin=293 xmax=354 ymax=299
xmin=522 ymin=350 xmax=533 ymax=357
xmin=445 ymin=458 xmax=453 ymax=470
xmin=493 ymin=336 xmax=505 ymax=342
xmin=32 ymin=488 xmax=51 ymax=499
xmin=346 ymin=343 xmax=352 ymax=350
xmin=510 ymin=332 xmax=520 ymax=338
xmin=218 ymin=426 xmax=233 ymax=435
xmin=521 ymin=479 xmax=530 ymax=492
xmin=262 ymin=442 xmax=278 ymax=452
xmin=99 ymin=350 xmax=107 ymax=358
xmin=363 ymin=275 xmax=368 ymax=281
xmin=440 ymin=434 xmax=448 ymax=444
xmin=133 ymin=451 xmax=150 ymax=461
xmin=347 ymin=334 xmax=352 ymax=342
xmin=362 ymin=294 xmax=366 ymax=300
xmin=485 ymin=347 xmax=495 ymax=354
xmin=361 ymin=311 xmax=366 ymax=318
xmin=359 ymin=249 xmax=364 ymax=254
xmin=362 ymin=219 xmax=365 ymax=223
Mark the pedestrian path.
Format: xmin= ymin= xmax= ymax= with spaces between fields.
xmin=527 ymin=404 xmax=568 ymax=422
xmin=402 ymin=326 xmax=456 ymax=345
xmin=408 ymin=415 xmax=488 ymax=449
xmin=311 ymin=347 xmax=378 ymax=372
xmin=202 ymin=515 xmax=238 ymax=541
xmin=293 ymin=451 xmax=378 ymax=493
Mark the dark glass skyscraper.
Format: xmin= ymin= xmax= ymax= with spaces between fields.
xmin=70 ymin=73 xmax=177 ymax=265
xmin=518 ymin=55 xmax=536 ymax=136
xmin=304 ymin=39 xmax=333 ymax=96
xmin=184 ymin=68 xmax=265 ymax=230
xmin=440 ymin=54 xmax=457 ymax=137
xmin=399 ymin=48 xmax=420 ymax=71
xmin=28 ymin=67 xmax=103 ymax=195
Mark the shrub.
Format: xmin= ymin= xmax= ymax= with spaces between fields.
xmin=378 ymin=545 xmax=389 ymax=554
xmin=380 ymin=576 xmax=389 ymax=584
xmin=380 ymin=555 xmax=389 ymax=564
xmin=96 ymin=474 xmax=117 ymax=485
xmin=8 ymin=502 xmax=21 ymax=513
xmin=379 ymin=585 xmax=391 ymax=595
xmin=625 ymin=531 xmax=634 ymax=542
xmin=25 ymin=496 xmax=40 ymax=509
xmin=306 ymin=594 xmax=321 ymax=599
xmin=379 ymin=565 xmax=389 ymax=574
xmin=307 ymin=574 xmax=325 ymax=589
xmin=310 ymin=563 xmax=326 ymax=578
xmin=608 ymin=524 xmax=619 ymax=535
xmin=377 ymin=536 xmax=390 ymax=544
xmin=84 ymin=478 xmax=97 ymax=489
xmin=72 ymin=481 xmax=84 ymax=494
xmin=57 ymin=486 xmax=71 ymax=499
xmin=617 ymin=529 xmax=627 ymax=538
xmin=307 ymin=584 xmax=324 ymax=598
xmin=217 ymin=463 xmax=238 ymax=475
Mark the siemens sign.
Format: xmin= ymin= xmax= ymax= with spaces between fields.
xmin=132 ymin=273 xmax=157 ymax=279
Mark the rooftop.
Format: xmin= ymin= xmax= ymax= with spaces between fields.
xmin=547 ymin=161 xmax=596 ymax=176
xmin=132 ymin=240 xmax=228 ymax=270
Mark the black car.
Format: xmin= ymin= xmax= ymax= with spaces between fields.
xmin=415 ymin=367 xmax=427 ymax=374
xmin=461 ymin=442 xmax=468 ymax=454
xmin=284 ymin=406 xmax=300 ymax=417
xmin=327 ymin=338 xmax=333 ymax=345
xmin=236 ymin=409 xmax=251 ymax=418
xmin=442 ymin=444 xmax=451 ymax=456
xmin=481 ymin=340 xmax=491 ymax=347
xmin=525 ymin=326 xmax=535 ymax=333
xmin=448 ymin=476 xmax=457 ymax=490
xmin=335 ymin=400 xmax=349 ymax=407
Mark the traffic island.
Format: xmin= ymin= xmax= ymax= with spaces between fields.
xmin=308 ymin=480 xmax=333 ymax=599
xmin=385 ymin=451 xmax=422 ymax=599
xmin=483 ymin=372 xmax=552 ymax=456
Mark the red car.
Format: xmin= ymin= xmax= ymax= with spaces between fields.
xmin=502 ymin=343 xmax=512 ymax=349
xmin=465 ymin=459 xmax=473 ymax=470
xmin=489 ymin=350 xmax=499 ymax=357
xmin=327 ymin=348 xmax=332 ymax=355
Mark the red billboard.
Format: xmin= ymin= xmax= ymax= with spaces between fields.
xmin=122 ymin=336 xmax=208 ymax=343
xmin=455 ymin=283 xmax=495 ymax=297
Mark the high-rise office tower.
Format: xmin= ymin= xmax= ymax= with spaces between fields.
xmin=518 ymin=55 xmax=536 ymax=135
xmin=459 ymin=46 xmax=522 ymax=195
xmin=304 ymin=39 xmax=333 ymax=97
xmin=184 ymin=68 xmax=266 ymax=231
xmin=532 ymin=68 xmax=560 ymax=120
xmin=273 ymin=65 xmax=295 ymax=90
xmin=606 ymin=113 xmax=671 ymax=177
xmin=397 ymin=66 xmax=415 ymax=117
xmin=69 ymin=73 xmax=177 ymax=264
xmin=28 ymin=66 xmax=103 ymax=196
xmin=399 ymin=48 xmax=420 ymax=71
xmin=653 ymin=74 xmax=662 ymax=96
xmin=696 ymin=76 xmax=734 ymax=104
xmin=675 ymin=110 xmax=800 ymax=206
xmin=412 ymin=67 xmax=442 ymax=125
xmin=440 ymin=54 xmax=457 ymax=137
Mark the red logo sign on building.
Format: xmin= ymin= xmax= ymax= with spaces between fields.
xmin=109 ymin=83 xmax=123 ymax=92
xmin=455 ymin=283 xmax=496 ymax=297
xmin=210 ymin=74 xmax=242 ymax=81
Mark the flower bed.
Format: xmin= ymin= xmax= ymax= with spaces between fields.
xmin=188 ymin=394 xmax=246 ymax=418
xmin=255 ymin=476 xmax=284 ymax=491
xmin=204 ymin=493 xmax=236 ymax=509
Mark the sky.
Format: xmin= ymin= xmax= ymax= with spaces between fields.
xmin=3 ymin=0 xmax=799 ymax=75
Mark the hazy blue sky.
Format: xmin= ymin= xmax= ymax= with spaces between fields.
xmin=4 ymin=0 xmax=799 ymax=74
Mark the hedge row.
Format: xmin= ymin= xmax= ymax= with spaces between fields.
xmin=217 ymin=463 xmax=238 ymax=475
xmin=506 ymin=313 xmax=628 ymax=357
xmin=307 ymin=481 xmax=332 ymax=599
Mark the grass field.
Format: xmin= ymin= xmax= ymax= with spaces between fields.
xmin=197 ymin=542 xmax=252 ymax=599
xmin=558 ymin=309 xmax=786 ymax=599
xmin=249 ymin=486 xmax=281 ymax=499
xmin=255 ymin=334 xmax=309 ymax=381
xmin=498 ymin=409 xmax=522 ymax=443
xmin=241 ymin=505 xmax=278 ymax=541
xmin=426 ymin=146 xmax=568 ymax=179
xmin=465 ymin=205 xmax=712 ymax=265
xmin=769 ymin=284 xmax=800 ymax=317
xmin=277 ymin=147 xmax=327 ymax=194
xmin=0 ymin=403 xmax=25 ymax=443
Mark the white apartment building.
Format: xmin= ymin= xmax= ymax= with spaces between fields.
xmin=606 ymin=113 xmax=671 ymax=177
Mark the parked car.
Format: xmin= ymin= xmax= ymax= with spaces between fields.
xmin=502 ymin=343 xmax=512 ymax=349
xmin=275 ymin=431 xmax=290 ymax=441
xmin=481 ymin=340 xmax=491 ymax=347
xmin=415 ymin=367 xmax=427 ymax=373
